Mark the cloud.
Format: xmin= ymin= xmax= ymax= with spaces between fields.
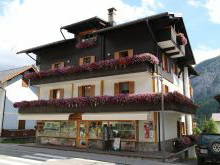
xmin=193 ymin=45 xmax=220 ymax=64
xmin=205 ymin=0 xmax=220 ymax=24
xmin=187 ymin=0 xmax=202 ymax=7
xmin=0 ymin=0 xmax=163 ymax=70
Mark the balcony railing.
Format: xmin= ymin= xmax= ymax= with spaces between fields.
xmin=14 ymin=92 xmax=198 ymax=114
xmin=25 ymin=53 xmax=159 ymax=85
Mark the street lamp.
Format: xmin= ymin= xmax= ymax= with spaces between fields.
xmin=152 ymin=67 xmax=166 ymax=163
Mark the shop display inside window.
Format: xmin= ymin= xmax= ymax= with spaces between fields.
xmin=109 ymin=121 xmax=136 ymax=140
xmin=89 ymin=121 xmax=103 ymax=139
xmin=60 ymin=121 xmax=77 ymax=138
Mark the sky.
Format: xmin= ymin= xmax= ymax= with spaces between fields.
xmin=0 ymin=0 xmax=220 ymax=70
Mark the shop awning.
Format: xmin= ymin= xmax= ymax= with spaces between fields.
xmin=18 ymin=113 xmax=72 ymax=120
xmin=82 ymin=112 xmax=150 ymax=121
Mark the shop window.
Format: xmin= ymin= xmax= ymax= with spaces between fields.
xmin=114 ymin=49 xmax=133 ymax=59
xmin=38 ymin=121 xmax=77 ymax=138
xmin=49 ymin=89 xmax=64 ymax=99
xmin=78 ymin=85 xmax=95 ymax=97
xmin=18 ymin=120 xmax=25 ymax=130
xmin=51 ymin=62 xmax=64 ymax=70
xmin=79 ymin=56 xmax=95 ymax=65
xmin=89 ymin=121 xmax=103 ymax=139
xmin=22 ymin=77 xmax=29 ymax=87
xmin=114 ymin=81 xmax=135 ymax=95
xmin=109 ymin=121 xmax=136 ymax=140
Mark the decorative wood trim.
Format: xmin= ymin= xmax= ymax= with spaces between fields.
xmin=100 ymin=80 xmax=104 ymax=96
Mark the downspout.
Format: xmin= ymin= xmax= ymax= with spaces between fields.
xmin=146 ymin=19 xmax=162 ymax=151
xmin=0 ymin=86 xmax=6 ymax=136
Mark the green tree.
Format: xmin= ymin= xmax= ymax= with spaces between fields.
xmin=202 ymin=119 xmax=219 ymax=134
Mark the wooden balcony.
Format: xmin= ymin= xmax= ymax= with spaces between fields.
xmin=156 ymin=26 xmax=185 ymax=59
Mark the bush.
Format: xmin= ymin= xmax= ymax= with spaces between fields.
xmin=193 ymin=127 xmax=202 ymax=135
xmin=202 ymin=119 xmax=219 ymax=134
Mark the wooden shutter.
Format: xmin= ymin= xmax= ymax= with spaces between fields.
xmin=78 ymin=86 xmax=83 ymax=97
xmin=90 ymin=85 xmax=95 ymax=96
xmin=114 ymin=83 xmax=120 ymax=96
xmin=128 ymin=49 xmax=134 ymax=57
xmin=90 ymin=56 xmax=96 ymax=63
xmin=114 ymin=52 xmax=120 ymax=60
xmin=79 ymin=58 xmax=84 ymax=66
xmin=59 ymin=89 xmax=64 ymax=99
xmin=100 ymin=80 xmax=104 ymax=96
xmin=129 ymin=81 xmax=135 ymax=94
xmin=163 ymin=85 xmax=169 ymax=93
xmin=49 ymin=90 xmax=54 ymax=99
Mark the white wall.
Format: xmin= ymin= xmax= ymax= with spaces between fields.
xmin=160 ymin=112 xmax=182 ymax=141
xmin=39 ymin=72 xmax=153 ymax=99
xmin=3 ymin=75 xmax=38 ymax=130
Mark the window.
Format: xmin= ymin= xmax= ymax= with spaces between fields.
xmin=49 ymin=89 xmax=64 ymax=99
xmin=79 ymin=56 xmax=95 ymax=65
xmin=173 ymin=64 xmax=179 ymax=75
xmin=78 ymin=85 xmax=95 ymax=97
xmin=83 ymin=56 xmax=91 ymax=64
xmin=22 ymin=77 xmax=29 ymax=87
xmin=114 ymin=49 xmax=133 ymax=59
xmin=18 ymin=120 xmax=25 ymax=130
xmin=109 ymin=121 xmax=136 ymax=140
xmin=51 ymin=62 xmax=64 ymax=70
xmin=114 ymin=81 xmax=135 ymax=95
xmin=162 ymin=55 xmax=169 ymax=72
xmin=89 ymin=121 xmax=103 ymax=139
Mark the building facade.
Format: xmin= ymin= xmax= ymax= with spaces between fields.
xmin=0 ymin=66 xmax=38 ymax=137
xmin=15 ymin=11 xmax=197 ymax=152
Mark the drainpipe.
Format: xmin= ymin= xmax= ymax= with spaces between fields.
xmin=0 ymin=86 xmax=6 ymax=136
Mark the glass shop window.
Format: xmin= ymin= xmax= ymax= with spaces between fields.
xmin=109 ymin=121 xmax=136 ymax=140
xmin=89 ymin=121 xmax=103 ymax=139
xmin=60 ymin=121 xmax=77 ymax=138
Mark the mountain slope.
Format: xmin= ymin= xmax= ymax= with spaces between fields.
xmin=191 ymin=56 xmax=220 ymax=121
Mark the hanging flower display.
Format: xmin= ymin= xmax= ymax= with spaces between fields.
xmin=177 ymin=33 xmax=188 ymax=45
xmin=24 ymin=53 xmax=159 ymax=80
xmin=75 ymin=37 xmax=97 ymax=49
xmin=14 ymin=91 xmax=198 ymax=111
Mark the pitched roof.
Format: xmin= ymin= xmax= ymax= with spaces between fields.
xmin=0 ymin=65 xmax=36 ymax=83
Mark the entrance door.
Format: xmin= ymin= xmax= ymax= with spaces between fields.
xmin=77 ymin=121 xmax=88 ymax=148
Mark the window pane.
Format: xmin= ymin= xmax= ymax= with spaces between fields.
xmin=89 ymin=121 xmax=103 ymax=139
xmin=119 ymin=82 xmax=129 ymax=94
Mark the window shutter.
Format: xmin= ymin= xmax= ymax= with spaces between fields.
xmin=114 ymin=83 xmax=120 ymax=96
xmin=90 ymin=85 xmax=95 ymax=96
xmin=78 ymin=86 xmax=83 ymax=97
xmin=59 ymin=89 xmax=64 ymax=99
xmin=114 ymin=52 xmax=120 ymax=60
xmin=49 ymin=90 xmax=54 ymax=99
xmin=129 ymin=81 xmax=135 ymax=94
xmin=79 ymin=58 xmax=84 ymax=66
xmin=128 ymin=49 xmax=134 ymax=57
xmin=90 ymin=56 xmax=96 ymax=63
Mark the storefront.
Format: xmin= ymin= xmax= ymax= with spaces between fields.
xmin=32 ymin=112 xmax=158 ymax=152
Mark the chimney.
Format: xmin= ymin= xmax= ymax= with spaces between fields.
xmin=108 ymin=8 xmax=116 ymax=26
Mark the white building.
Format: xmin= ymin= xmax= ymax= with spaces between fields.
xmin=0 ymin=66 xmax=38 ymax=137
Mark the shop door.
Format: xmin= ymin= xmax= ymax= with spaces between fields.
xmin=77 ymin=121 xmax=88 ymax=148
